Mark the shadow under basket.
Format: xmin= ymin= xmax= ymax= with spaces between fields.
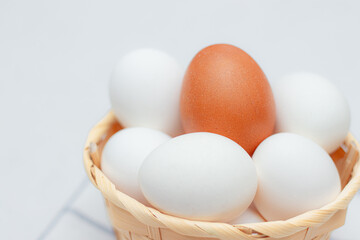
xmin=84 ymin=112 xmax=360 ymax=240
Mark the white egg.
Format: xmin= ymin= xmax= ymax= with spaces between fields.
xmin=229 ymin=204 xmax=265 ymax=225
xmin=109 ymin=48 xmax=183 ymax=136
xmin=253 ymin=133 xmax=341 ymax=221
xmin=139 ymin=132 xmax=258 ymax=222
xmin=101 ymin=127 xmax=171 ymax=205
xmin=273 ymin=72 xmax=350 ymax=153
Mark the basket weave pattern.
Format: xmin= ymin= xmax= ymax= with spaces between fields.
xmin=84 ymin=112 xmax=360 ymax=240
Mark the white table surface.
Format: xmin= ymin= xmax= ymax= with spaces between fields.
xmin=1 ymin=0 xmax=359 ymax=239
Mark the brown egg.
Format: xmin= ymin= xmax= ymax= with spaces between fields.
xmin=180 ymin=44 xmax=275 ymax=155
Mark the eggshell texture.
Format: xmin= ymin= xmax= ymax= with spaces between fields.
xmin=273 ymin=72 xmax=351 ymax=153
xmin=101 ymin=127 xmax=171 ymax=205
xmin=229 ymin=204 xmax=265 ymax=225
xmin=110 ymin=48 xmax=183 ymax=136
xmin=139 ymin=132 xmax=258 ymax=222
xmin=253 ymin=133 xmax=341 ymax=221
xmin=180 ymin=44 xmax=276 ymax=155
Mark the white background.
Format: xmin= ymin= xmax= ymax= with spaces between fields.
xmin=1 ymin=0 xmax=360 ymax=239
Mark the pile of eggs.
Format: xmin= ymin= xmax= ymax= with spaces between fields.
xmin=102 ymin=44 xmax=350 ymax=223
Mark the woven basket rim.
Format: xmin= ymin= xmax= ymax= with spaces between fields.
xmin=83 ymin=111 xmax=360 ymax=239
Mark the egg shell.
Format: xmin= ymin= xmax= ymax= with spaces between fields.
xmin=101 ymin=127 xmax=171 ymax=205
xmin=229 ymin=204 xmax=265 ymax=225
xmin=253 ymin=133 xmax=341 ymax=221
xmin=110 ymin=48 xmax=183 ymax=136
xmin=273 ymin=72 xmax=351 ymax=153
xmin=139 ymin=132 xmax=258 ymax=222
xmin=180 ymin=44 xmax=276 ymax=155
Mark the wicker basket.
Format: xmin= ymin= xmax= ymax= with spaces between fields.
xmin=84 ymin=112 xmax=360 ymax=240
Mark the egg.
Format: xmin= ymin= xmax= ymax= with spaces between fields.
xmin=110 ymin=48 xmax=183 ymax=136
xmin=139 ymin=132 xmax=258 ymax=222
xmin=229 ymin=204 xmax=265 ymax=225
xmin=180 ymin=44 xmax=275 ymax=155
xmin=273 ymin=72 xmax=351 ymax=153
xmin=101 ymin=127 xmax=171 ymax=205
xmin=253 ymin=133 xmax=341 ymax=221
